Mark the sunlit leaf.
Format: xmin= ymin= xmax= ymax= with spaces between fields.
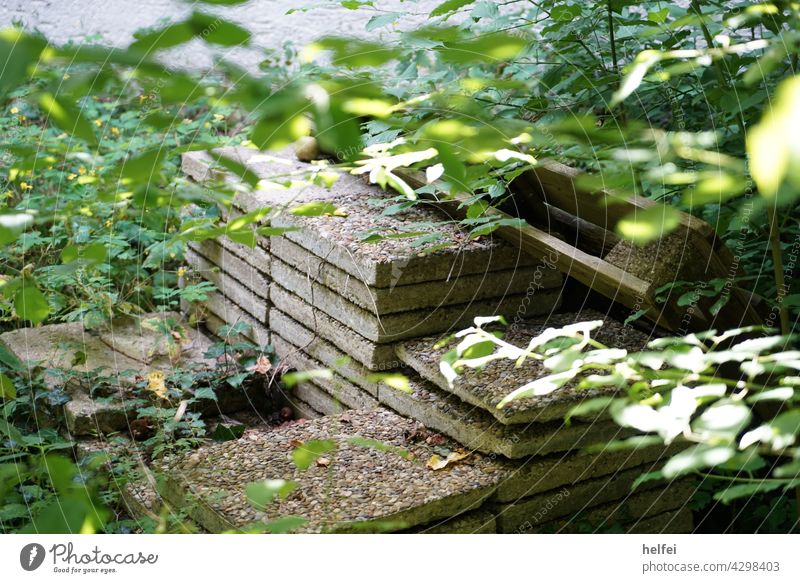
xmin=39 ymin=93 xmax=96 ymax=144
xmin=245 ymin=479 xmax=299 ymax=509
xmin=14 ymin=281 xmax=49 ymax=324
xmin=616 ymin=204 xmax=682 ymax=245
xmin=292 ymin=439 xmax=336 ymax=470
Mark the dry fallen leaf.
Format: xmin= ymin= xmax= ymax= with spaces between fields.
xmin=426 ymin=450 xmax=470 ymax=471
xmin=289 ymin=439 xmax=304 ymax=449
xmin=146 ymin=371 xmax=167 ymax=399
xmin=426 ymin=454 xmax=447 ymax=471
xmin=316 ymin=457 xmax=331 ymax=468
xmin=247 ymin=355 xmax=273 ymax=375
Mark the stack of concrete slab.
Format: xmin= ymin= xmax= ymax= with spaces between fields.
xmin=184 ymin=236 xmax=271 ymax=347
xmin=181 ymin=147 xmax=564 ymax=419
xmin=179 ymin=147 xmax=693 ymax=533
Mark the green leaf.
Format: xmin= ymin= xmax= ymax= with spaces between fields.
xmin=366 ymin=13 xmax=402 ymax=31
xmin=365 ymin=372 xmax=411 ymax=393
xmin=211 ymin=154 xmax=261 ymax=188
xmin=631 ymin=470 xmax=664 ymax=491
xmin=662 ymin=444 xmax=736 ymax=479
xmin=189 ymin=12 xmax=251 ymax=47
xmin=0 ymin=373 xmax=16 ymax=400
xmin=290 ymin=201 xmax=340 ymax=217
xmin=616 ymin=204 xmax=682 ymax=245
xmin=713 ymin=480 xmax=784 ymax=504
xmin=282 ymin=368 xmax=332 ymax=388
xmin=0 ymin=212 xmax=34 ymax=246
xmin=346 ymin=436 xmax=414 ymax=460
xmin=747 ymin=75 xmax=800 ymax=200
xmin=61 ymin=243 xmax=107 ymax=266
xmin=189 ymin=0 xmax=253 ymax=5
xmin=439 ymin=32 xmax=528 ymax=63
xmin=14 ymin=281 xmax=49 ymax=324
xmin=131 ymin=12 xmax=251 ymax=53
xmin=258 ymin=516 xmax=308 ymax=533
xmin=39 ymin=93 xmax=96 ymax=144
xmin=121 ymin=149 xmax=167 ymax=182
xmin=550 ymin=4 xmax=582 ymax=22
xmin=212 ymin=423 xmax=245 ymax=442
xmin=292 ymin=439 xmax=336 ymax=470
xmin=0 ymin=29 xmax=46 ymax=98
xmin=131 ymin=22 xmax=196 ymax=53
xmin=309 ymin=37 xmax=401 ymax=67
xmin=565 ymin=396 xmax=614 ymax=425
xmin=610 ymin=50 xmax=661 ymax=107
xmin=250 ymin=113 xmax=310 ymax=150
xmin=430 ymin=0 xmax=475 ymax=17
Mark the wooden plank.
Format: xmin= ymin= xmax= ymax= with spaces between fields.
xmin=524 ymin=160 xmax=714 ymax=239
xmin=394 ymin=168 xmax=671 ymax=330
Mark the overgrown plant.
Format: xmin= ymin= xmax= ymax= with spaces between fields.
xmin=441 ymin=316 xmax=800 ymax=514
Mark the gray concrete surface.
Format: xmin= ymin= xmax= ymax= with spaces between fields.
xmin=1 ymin=0 xmax=440 ymax=70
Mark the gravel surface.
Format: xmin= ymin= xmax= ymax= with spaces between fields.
xmin=397 ymin=309 xmax=652 ymax=424
xmin=162 ymin=408 xmax=499 ymax=533
xmin=604 ymin=226 xmax=710 ymax=288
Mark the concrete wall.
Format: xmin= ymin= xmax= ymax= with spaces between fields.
xmin=0 ymin=0 xmax=438 ymax=69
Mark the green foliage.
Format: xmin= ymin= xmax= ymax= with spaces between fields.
xmin=444 ymin=316 xmax=800 ymax=514
xmin=1 ymin=0 xmax=799 ymax=534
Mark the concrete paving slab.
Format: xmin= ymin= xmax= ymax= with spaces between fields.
xmin=269 ymin=309 xmax=380 ymax=397
xmin=495 ymin=444 xmax=672 ymax=502
xmin=0 ymin=323 xmax=143 ymax=389
xmin=98 ymin=311 xmax=212 ymax=366
xmin=161 ymin=408 xmax=499 ymax=532
xmin=495 ymin=464 xmax=663 ymax=533
xmin=185 ymin=249 xmax=268 ymax=324
xmin=274 ymin=259 xmax=561 ymax=343
xmin=271 ymin=334 xmax=380 ymax=411
xmin=396 ymin=310 xmax=651 ymax=425
xmin=187 ymin=292 xmax=270 ymax=347
xmin=378 ymin=370 xmax=627 ymax=459
xmin=272 ymin=235 xmax=561 ymax=315
xmin=517 ymin=479 xmax=694 ymax=534
xmin=188 ymin=239 xmax=270 ymax=299
xmin=270 ymin=285 xmax=398 ymax=370
xmin=411 ymin=509 xmax=496 ymax=533
xmin=183 ymin=148 xmax=544 ymax=288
